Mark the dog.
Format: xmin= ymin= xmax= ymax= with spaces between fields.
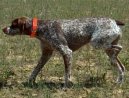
xmin=2 ymin=17 xmax=125 ymax=87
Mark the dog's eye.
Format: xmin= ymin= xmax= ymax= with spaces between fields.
xmin=10 ymin=22 xmax=18 ymax=28
xmin=12 ymin=20 xmax=19 ymax=26
xmin=11 ymin=19 xmax=19 ymax=28
xmin=12 ymin=22 xmax=17 ymax=26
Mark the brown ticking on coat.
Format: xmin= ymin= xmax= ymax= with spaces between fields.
xmin=2 ymin=17 xmax=125 ymax=87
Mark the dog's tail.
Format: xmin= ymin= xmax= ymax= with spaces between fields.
xmin=115 ymin=20 xmax=125 ymax=26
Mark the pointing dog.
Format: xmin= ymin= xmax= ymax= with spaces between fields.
xmin=2 ymin=17 xmax=125 ymax=87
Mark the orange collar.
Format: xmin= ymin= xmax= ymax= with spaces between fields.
xmin=30 ymin=18 xmax=38 ymax=37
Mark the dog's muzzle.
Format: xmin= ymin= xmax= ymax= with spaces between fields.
xmin=2 ymin=27 xmax=10 ymax=34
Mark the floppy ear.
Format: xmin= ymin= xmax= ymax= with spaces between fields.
xmin=16 ymin=17 xmax=29 ymax=33
xmin=18 ymin=17 xmax=28 ymax=25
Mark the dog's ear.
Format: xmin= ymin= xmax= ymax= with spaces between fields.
xmin=11 ymin=17 xmax=28 ymax=26
xmin=18 ymin=17 xmax=29 ymax=25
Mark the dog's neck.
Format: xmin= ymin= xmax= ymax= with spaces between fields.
xmin=25 ymin=19 xmax=47 ymax=37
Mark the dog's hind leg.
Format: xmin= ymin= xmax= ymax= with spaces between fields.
xmin=105 ymin=45 xmax=125 ymax=83
xmin=29 ymin=48 xmax=53 ymax=85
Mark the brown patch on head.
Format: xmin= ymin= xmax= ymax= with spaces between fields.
xmin=17 ymin=17 xmax=28 ymax=25
xmin=11 ymin=17 xmax=28 ymax=27
xmin=10 ymin=17 xmax=29 ymax=34
xmin=11 ymin=19 xmax=18 ymax=28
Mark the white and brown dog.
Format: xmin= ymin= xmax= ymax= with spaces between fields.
xmin=2 ymin=17 xmax=125 ymax=87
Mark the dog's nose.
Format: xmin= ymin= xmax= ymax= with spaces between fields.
xmin=2 ymin=27 xmax=10 ymax=34
xmin=2 ymin=27 xmax=7 ymax=33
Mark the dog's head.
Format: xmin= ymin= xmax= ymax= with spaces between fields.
xmin=2 ymin=17 xmax=31 ymax=36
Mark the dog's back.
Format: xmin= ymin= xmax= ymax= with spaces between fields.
xmin=57 ymin=18 xmax=122 ymax=50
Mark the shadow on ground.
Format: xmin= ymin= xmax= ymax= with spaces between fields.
xmin=22 ymin=73 xmax=106 ymax=89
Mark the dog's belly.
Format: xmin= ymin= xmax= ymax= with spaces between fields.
xmin=64 ymin=32 xmax=91 ymax=51
xmin=67 ymin=38 xmax=91 ymax=51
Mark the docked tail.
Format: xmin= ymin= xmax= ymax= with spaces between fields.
xmin=115 ymin=20 xmax=125 ymax=26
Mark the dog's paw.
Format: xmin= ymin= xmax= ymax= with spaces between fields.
xmin=28 ymin=78 xmax=36 ymax=85
xmin=63 ymin=80 xmax=73 ymax=88
xmin=116 ymin=74 xmax=124 ymax=84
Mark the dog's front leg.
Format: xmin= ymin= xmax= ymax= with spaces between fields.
xmin=63 ymin=50 xmax=72 ymax=87
xmin=29 ymin=48 xmax=53 ymax=85
xmin=59 ymin=45 xmax=73 ymax=87
xmin=51 ymin=43 xmax=72 ymax=87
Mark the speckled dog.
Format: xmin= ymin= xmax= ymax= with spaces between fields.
xmin=2 ymin=17 xmax=125 ymax=87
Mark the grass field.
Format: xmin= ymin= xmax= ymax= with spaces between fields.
xmin=0 ymin=0 xmax=129 ymax=98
